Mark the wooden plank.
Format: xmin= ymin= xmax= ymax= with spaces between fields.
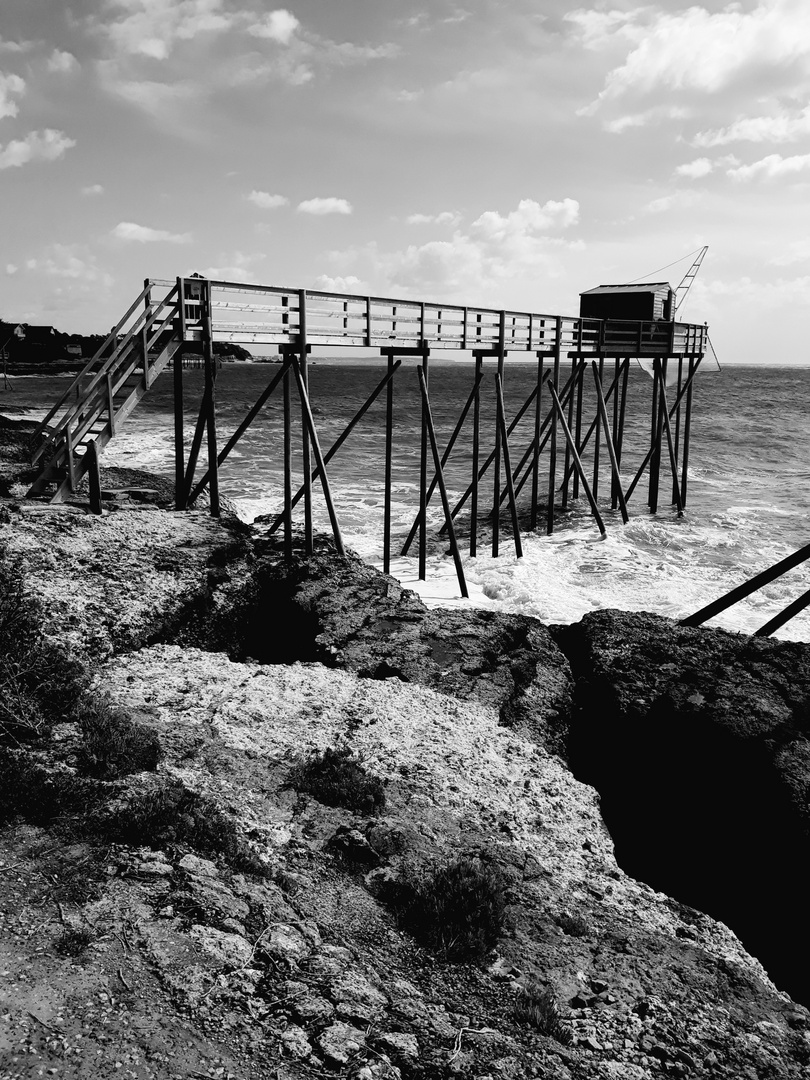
xmin=591 ymin=361 xmax=628 ymax=523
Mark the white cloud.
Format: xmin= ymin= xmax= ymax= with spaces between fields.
xmin=247 ymin=9 xmax=300 ymax=44
xmin=25 ymin=244 xmax=114 ymax=288
xmin=199 ymin=251 xmax=266 ymax=280
xmin=47 ymin=50 xmax=79 ymax=74
xmin=406 ymin=211 xmax=462 ymax=227
xmin=0 ymin=38 xmax=32 ymax=54
xmin=297 ymin=197 xmax=353 ymax=216
xmin=0 ymin=129 xmax=76 ymax=170
xmin=327 ymin=198 xmax=582 ymax=304
xmin=112 ymin=221 xmax=192 ymax=243
xmin=770 ymin=239 xmax=810 ymax=266
xmin=312 ymin=274 xmax=366 ymax=294
xmin=728 ymin=152 xmax=810 ymax=181
xmin=582 ymin=0 xmax=810 ymax=111
xmin=96 ymin=65 xmax=198 ymax=119
xmin=694 ymin=106 xmax=810 ymax=147
xmin=0 ymin=71 xmax=25 ymax=119
xmin=396 ymin=89 xmax=423 ymax=103
xmin=471 ymin=198 xmax=579 ymax=240
xmin=247 ymin=190 xmax=288 ymax=209
xmin=564 ymin=8 xmax=646 ymax=50
xmin=6 ymin=264 xmax=18 ymax=275
xmin=602 ymin=106 xmax=690 ymax=133
xmin=101 ymin=0 xmax=233 ymax=61
xmin=642 ymin=191 xmax=700 ymax=215
xmin=81 ymin=184 xmax=105 ymax=196
xmin=675 ymin=158 xmax=714 ymax=179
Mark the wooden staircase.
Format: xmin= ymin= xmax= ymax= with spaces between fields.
xmin=27 ymin=280 xmax=187 ymax=502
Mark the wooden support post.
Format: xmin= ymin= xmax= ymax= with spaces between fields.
xmin=755 ymin=588 xmax=810 ymax=638
xmin=649 ymin=360 xmax=664 ymax=512
xmin=173 ymin=288 xmax=185 ymax=509
xmin=561 ymin=356 xmax=575 ymax=510
xmin=495 ymin=373 xmax=523 ymax=558
xmin=549 ymin=384 xmax=606 ymax=538
xmin=298 ymin=290 xmax=312 ymax=555
xmin=141 ymin=278 xmax=151 ymax=388
xmin=530 ymin=354 xmax=544 ymax=530
xmin=189 ymin=363 xmax=289 ymax=506
xmin=283 ymin=359 xmax=292 ymax=559
xmin=672 ymin=357 xmax=683 ymax=506
xmin=593 ymin=354 xmax=604 ymax=501
xmin=439 ymin=375 xmax=541 ymax=536
xmin=401 ymin=368 xmax=483 ymax=558
xmin=682 ymin=540 xmax=810 ymax=629
xmin=87 ymin=439 xmax=102 ymax=515
xmin=182 ymin=384 xmax=210 ymax=505
xmin=471 ymin=353 xmax=482 ymax=556
xmin=492 ymin=313 xmax=506 ymax=557
xmin=611 ymin=357 xmax=620 ymax=509
xmin=547 ymin=317 xmax=562 ymax=534
xmin=419 ymin=346 xmax=430 ymax=580
xmin=652 ymin=360 xmax=683 ymax=515
xmin=290 ymin=356 xmax=345 ymax=556
xmin=268 ymin=359 xmax=401 ymax=538
xmin=65 ymin=423 xmax=76 ymax=492
xmin=617 ymin=357 xmax=630 ymax=484
xmin=573 ymin=358 xmax=584 ymax=501
xmin=417 ymin=366 xmax=468 ymax=598
xmin=202 ymin=284 xmax=220 ymax=518
xmin=624 ymin=360 xmax=701 ymax=504
xmin=591 ymin=362 xmax=628 ymax=523
xmin=384 ymin=354 xmax=394 ymax=575
xmin=681 ymin=356 xmax=700 ymax=506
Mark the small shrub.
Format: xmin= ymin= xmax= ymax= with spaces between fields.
xmin=0 ymin=544 xmax=88 ymax=744
xmin=289 ymin=745 xmax=386 ymax=815
xmin=514 ymin=980 xmax=572 ymax=1045
xmin=76 ymin=700 xmax=162 ymax=779
xmin=388 ymin=856 xmax=506 ymax=960
xmin=556 ymin=911 xmax=589 ymax=937
xmin=54 ymin=927 xmax=94 ymax=957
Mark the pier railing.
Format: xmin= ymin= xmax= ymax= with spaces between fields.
xmin=29 ymin=275 xmax=710 ymax=604
xmin=147 ymin=277 xmax=708 ymax=358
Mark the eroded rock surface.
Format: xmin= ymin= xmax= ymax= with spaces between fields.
xmin=556 ymin=608 xmax=810 ymax=1008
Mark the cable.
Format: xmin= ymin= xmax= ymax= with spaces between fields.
xmin=627 ymin=247 xmax=704 ymax=284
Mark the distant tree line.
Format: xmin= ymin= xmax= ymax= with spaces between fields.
xmin=0 ymin=320 xmax=252 ymax=365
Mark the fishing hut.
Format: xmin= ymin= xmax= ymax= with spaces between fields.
xmin=27 ymin=275 xmax=709 ymax=599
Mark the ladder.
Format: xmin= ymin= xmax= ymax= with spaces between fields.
xmin=27 ymin=280 xmax=189 ymax=502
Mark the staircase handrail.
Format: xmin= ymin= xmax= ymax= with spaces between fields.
xmin=38 ymin=296 xmax=182 ymax=470
xmin=32 ymin=284 xmax=180 ymax=461
xmin=31 ymin=281 xmax=156 ymax=445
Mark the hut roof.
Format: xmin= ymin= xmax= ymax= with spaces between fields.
xmin=580 ymin=282 xmax=674 ymax=296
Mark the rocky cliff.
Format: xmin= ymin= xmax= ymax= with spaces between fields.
xmin=1 ymin=499 xmax=810 ymax=1079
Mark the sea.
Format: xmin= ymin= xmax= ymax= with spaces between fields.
xmin=4 ymin=359 xmax=810 ymax=642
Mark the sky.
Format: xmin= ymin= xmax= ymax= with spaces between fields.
xmin=1 ymin=0 xmax=809 ymax=363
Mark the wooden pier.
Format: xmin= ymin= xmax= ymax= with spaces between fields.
xmin=28 ymin=276 xmax=708 ymax=598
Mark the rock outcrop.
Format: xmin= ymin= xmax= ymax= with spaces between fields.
xmin=555 ymin=609 xmax=810 ymax=1009
xmin=2 ymin=499 xmax=810 ymax=1078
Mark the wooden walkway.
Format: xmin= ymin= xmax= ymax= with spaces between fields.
xmin=28 ymin=276 xmax=709 ymax=601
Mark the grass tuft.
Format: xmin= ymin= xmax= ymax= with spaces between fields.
xmin=288 ymin=745 xmax=386 ymax=815
xmin=54 ymin=927 xmax=95 ymax=957
xmin=514 ymin=980 xmax=572 ymax=1044
xmin=386 ymin=855 xmax=506 ymax=960
xmin=76 ymin=700 xmax=163 ymax=779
